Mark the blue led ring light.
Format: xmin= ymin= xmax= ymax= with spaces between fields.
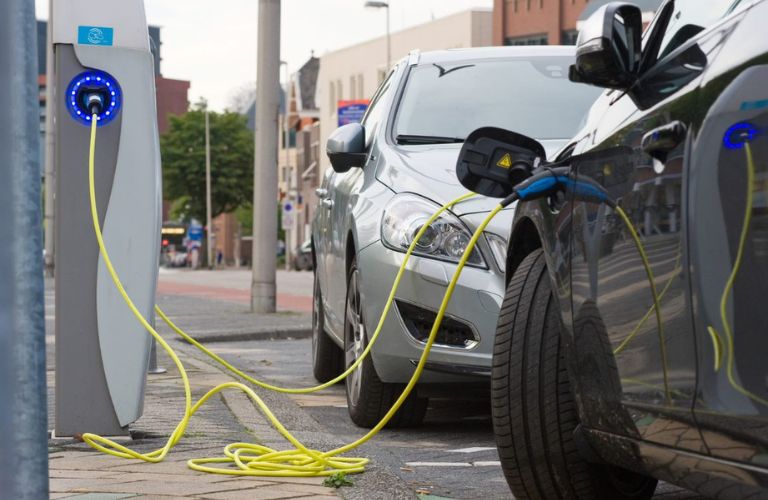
xmin=65 ymin=70 xmax=122 ymax=126
xmin=723 ymin=122 xmax=758 ymax=149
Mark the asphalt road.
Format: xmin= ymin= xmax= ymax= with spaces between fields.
xmin=197 ymin=337 xmax=707 ymax=500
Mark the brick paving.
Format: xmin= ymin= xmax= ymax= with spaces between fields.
xmin=48 ymin=348 xmax=340 ymax=499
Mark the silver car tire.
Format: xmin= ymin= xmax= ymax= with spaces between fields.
xmin=344 ymin=258 xmax=428 ymax=428
xmin=312 ymin=271 xmax=343 ymax=383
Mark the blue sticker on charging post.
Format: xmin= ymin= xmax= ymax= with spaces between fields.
xmin=78 ymin=26 xmax=114 ymax=46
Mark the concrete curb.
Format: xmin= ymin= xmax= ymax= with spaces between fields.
xmin=174 ymin=327 xmax=312 ymax=344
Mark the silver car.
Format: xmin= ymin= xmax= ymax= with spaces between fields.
xmin=311 ymin=46 xmax=601 ymax=427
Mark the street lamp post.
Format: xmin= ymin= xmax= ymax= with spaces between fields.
xmin=365 ymin=1 xmax=390 ymax=70
xmin=0 ymin=0 xmax=50 ymax=495
xmin=204 ymin=102 xmax=213 ymax=269
xmin=251 ymin=0 xmax=281 ymax=313
xmin=280 ymin=60 xmax=291 ymax=272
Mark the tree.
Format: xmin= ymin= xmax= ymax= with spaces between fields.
xmin=161 ymin=105 xmax=254 ymax=222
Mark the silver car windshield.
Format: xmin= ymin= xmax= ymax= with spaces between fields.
xmin=393 ymin=57 xmax=602 ymax=142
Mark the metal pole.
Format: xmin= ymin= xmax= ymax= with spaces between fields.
xmin=251 ymin=0 xmax=281 ymax=313
xmin=44 ymin=0 xmax=56 ymax=278
xmin=283 ymin=62 xmax=291 ymax=272
xmin=0 ymin=0 xmax=50 ymax=496
xmin=386 ymin=4 xmax=391 ymax=70
xmin=205 ymin=105 xmax=213 ymax=269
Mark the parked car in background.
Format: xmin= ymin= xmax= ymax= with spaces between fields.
xmin=292 ymin=240 xmax=313 ymax=271
xmin=311 ymin=46 xmax=601 ymax=427
xmin=458 ymin=1 xmax=768 ymax=498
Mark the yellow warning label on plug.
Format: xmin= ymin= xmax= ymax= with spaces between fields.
xmin=496 ymin=153 xmax=513 ymax=169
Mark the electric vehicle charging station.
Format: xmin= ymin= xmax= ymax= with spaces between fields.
xmin=53 ymin=0 xmax=161 ymax=437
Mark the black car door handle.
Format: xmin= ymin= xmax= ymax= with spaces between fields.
xmin=642 ymin=121 xmax=687 ymax=159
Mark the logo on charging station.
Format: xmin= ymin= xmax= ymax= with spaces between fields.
xmin=78 ymin=26 xmax=114 ymax=46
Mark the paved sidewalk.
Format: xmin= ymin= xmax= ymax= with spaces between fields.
xmin=157 ymin=293 xmax=311 ymax=343
xmin=47 ymin=287 xmax=415 ymax=499
xmin=158 ymin=268 xmax=314 ymax=313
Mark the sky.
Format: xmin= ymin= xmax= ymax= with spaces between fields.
xmin=36 ymin=0 xmax=493 ymax=111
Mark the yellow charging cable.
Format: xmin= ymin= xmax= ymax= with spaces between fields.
xmin=612 ymin=205 xmax=670 ymax=400
xmin=82 ymin=114 xmax=500 ymax=476
xmin=154 ymin=191 xmax=476 ymax=394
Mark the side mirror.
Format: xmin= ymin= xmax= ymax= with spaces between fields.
xmin=326 ymin=123 xmax=366 ymax=173
xmin=569 ymin=2 xmax=642 ymax=90
xmin=455 ymin=127 xmax=546 ymax=198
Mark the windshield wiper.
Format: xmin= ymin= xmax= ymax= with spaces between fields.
xmin=396 ymin=134 xmax=464 ymax=145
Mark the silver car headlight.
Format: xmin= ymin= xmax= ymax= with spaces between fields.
xmin=380 ymin=193 xmax=485 ymax=267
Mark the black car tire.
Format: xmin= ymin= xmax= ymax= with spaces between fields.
xmin=312 ymin=271 xmax=343 ymax=383
xmin=344 ymin=259 xmax=428 ymax=428
xmin=492 ymin=249 xmax=657 ymax=500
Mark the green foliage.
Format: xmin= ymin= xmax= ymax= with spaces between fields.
xmin=161 ymin=108 xmax=254 ymax=221
xmin=235 ymin=203 xmax=285 ymax=241
xmin=322 ymin=472 xmax=354 ymax=488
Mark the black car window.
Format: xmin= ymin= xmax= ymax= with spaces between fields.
xmin=393 ymin=57 xmax=601 ymax=142
xmin=654 ymin=0 xmax=743 ymax=62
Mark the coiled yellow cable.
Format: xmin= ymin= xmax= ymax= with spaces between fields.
xmin=81 ymin=114 xmax=501 ymax=476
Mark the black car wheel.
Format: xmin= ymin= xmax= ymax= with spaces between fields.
xmin=492 ymin=249 xmax=657 ymax=500
xmin=311 ymin=271 xmax=343 ymax=383
xmin=344 ymin=259 xmax=427 ymax=428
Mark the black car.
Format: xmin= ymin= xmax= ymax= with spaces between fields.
xmin=456 ymin=1 xmax=768 ymax=498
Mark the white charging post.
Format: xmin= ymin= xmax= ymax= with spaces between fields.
xmin=53 ymin=0 xmax=162 ymax=437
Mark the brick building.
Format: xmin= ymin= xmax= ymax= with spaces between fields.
xmin=493 ymin=0 xmax=663 ymax=46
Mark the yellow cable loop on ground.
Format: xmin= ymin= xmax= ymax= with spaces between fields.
xmin=81 ymin=114 xmax=499 ymax=476
xmin=708 ymin=142 xmax=768 ymax=407
xmin=614 ymin=205 xmax=670 ymax=400
xmin=155 ymin=192 xmax=477 ymax=394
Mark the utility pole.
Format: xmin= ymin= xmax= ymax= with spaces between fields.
xmin=205 ymin=104 xmax=213 ymax=269
xmin=0 ymin=0 xmax=50 ymax=496
xmin=281 ymin=60 xmax=291 ymax=272
xmin=44 ymin=0 xmax=55 ymax=277
xmin=251 ymin=0 xmax=281 ymax=313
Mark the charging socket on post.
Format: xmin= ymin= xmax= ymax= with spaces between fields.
xmin=65 ymin=70 xmax=122 ymax=126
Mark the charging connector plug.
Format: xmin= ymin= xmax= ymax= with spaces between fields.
xmin=86 ymin=93 xmax=105 ymax=116
xmin=500 ymin=167 xmax=614 ymax=208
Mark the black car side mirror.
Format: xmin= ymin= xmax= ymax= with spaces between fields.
xmin=455 ymin=127 xmax=547 ymax=198
xmin=327 ymin=123 xmax=367 ymax=173
xmin=569 ymin=2 xmax=642 ymax=90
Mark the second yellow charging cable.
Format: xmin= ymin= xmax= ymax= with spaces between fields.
xmin=82 ymin=113 xmax=502 ymax=476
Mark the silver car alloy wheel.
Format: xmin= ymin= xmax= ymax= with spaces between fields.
xmin=345 ymin=269 xmax=366 ymax=408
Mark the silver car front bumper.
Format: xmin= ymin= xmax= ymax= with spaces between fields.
xmin=356 ymin=210 xmax=511 ymax=384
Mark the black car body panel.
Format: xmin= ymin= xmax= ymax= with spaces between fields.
xmin=506 ymin=0 xmax=768 ymax=496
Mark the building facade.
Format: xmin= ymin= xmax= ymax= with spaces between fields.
xmin=493 ymin=0 xmax=663 ymax=46
xmin=318 ymin=8 xmax=493 ymax=173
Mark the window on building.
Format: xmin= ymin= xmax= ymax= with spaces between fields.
xmin=526 ymin=0 xmax=531 ymax=9
xmin=337 ymin=79 xmax=343 ymax=101
xmin=350 ymin=75 xmax=357 ymax=99
xmin=504 ymin=34 xmax=548 ymax=45
xmin=377 ymin=69 xmax=387 ymax=84
xmin=562 ymin=30 xmax=579 ymax=45
xmin=358 ymin=74 xmax=364 ymax=99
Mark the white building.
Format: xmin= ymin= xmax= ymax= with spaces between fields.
xmin=317 ymin=8 xmax=492 ymax=171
